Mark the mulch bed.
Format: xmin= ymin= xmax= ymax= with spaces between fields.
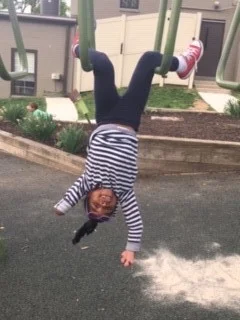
xmin=1 ymin=111 xmax=240 ymax=149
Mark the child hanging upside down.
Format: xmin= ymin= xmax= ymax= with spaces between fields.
xmin=54 ymin=30 xmax=204 ymax=267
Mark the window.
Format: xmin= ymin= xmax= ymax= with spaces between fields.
xmin=11 ymin=49 xmax=37 ymax=96
xmin=120 ymin=0 xmax=139 ymax=10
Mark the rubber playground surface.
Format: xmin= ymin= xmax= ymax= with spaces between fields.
xmin=1 ymin=151 xmax=240 ymax=320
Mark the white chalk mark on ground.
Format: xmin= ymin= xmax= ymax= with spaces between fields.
xmin=135 ymin=247 xmax=240 ymax=313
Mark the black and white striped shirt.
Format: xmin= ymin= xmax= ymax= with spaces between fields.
xmin=55 ymin=124 xmax=143 ymax=252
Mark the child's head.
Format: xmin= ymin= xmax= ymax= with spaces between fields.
xmin=85 ymin=188 xmax=117 ymax=222
xmin=26 ymin=102 xmax=38 ymax=112
xmin=73 ymin=188 xmax=117 ymax=244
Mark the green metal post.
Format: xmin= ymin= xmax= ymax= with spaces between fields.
xmin=78 ymin=0 xmax=95 ymax=72
xmin=0 ymin=0 xmax=28 ymax=80
xmin=87 ymin=0 xmax=96 ymax=49
xmin=216 ymin=0 xmax=240 ymax=90
xmin=155 ymin=0 xmax=182 ymax=76
xmin=154 ymin=0 xmax=168 ymax=52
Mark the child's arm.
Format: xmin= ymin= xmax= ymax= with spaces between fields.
xmin=119 ymin=189 xmax=143 ymax=266
xmin=54 ymin=173 xmax=90 ymax=214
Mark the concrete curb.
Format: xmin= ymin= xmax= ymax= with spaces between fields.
xmin=1 ymin=130 xmax=240 ymax=176
xmin=0 ymin=130 xmax=85 ymax=175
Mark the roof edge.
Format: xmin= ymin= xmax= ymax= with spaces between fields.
xmin=0 ymin=11 xmax=77 ymax=25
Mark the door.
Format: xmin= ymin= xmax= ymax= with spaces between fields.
xmin=198 ymin=20 xmax=225 ymax=77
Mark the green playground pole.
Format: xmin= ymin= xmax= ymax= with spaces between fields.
xmin=78 ymin=0 xmax=95 ymax=72
xmin=0 ymin=0 xmax=28 ymax=80
xmin=87 ymin=0 xmax=96 ymax=49
xmin=154 ymin=0 xmax=168 ymax=52
xmin=216 ymin=0 xmax=240 ymax=91
xmin=155 ymin=0 xmax=182 ymax=76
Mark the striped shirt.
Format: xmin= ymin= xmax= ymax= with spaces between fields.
xmin=54 ymin=124 xmax=143 ymax=252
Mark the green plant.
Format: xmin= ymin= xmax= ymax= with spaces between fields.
xmin=1 ymin=104 xmax=27 ymax=124
xmin=56 ymin=125 xmax=87 ymax=154
xmin=18 ymin=115 xmax=57 ymax=142
xmin=224 ymin=99 xmax=240 ymax=118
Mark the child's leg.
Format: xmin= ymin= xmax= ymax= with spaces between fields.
xmin=110 ymin=40 xmax=203 ymax=131
xmin=122 ymin=40 xmax=204 ymax=120
xmin=74 ymin=46 xmax=120 ymax=123
xmin=122 ymin=51 xmax=179 ymax=116
xmin=95 ymin=51 xmax=178 ymax=131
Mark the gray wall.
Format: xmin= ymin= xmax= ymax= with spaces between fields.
xmin=181 ymin=7 xmax=238 ymax=82
xmin=0 ymin=16 xmax=76 ymax=98
xmin=71 ymin=0 xmax=160 ymax=18
xmin=71 ymin=0 xmax=237 ymax=18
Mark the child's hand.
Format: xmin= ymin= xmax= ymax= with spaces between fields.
xmin=54 ymin=209 xmax=65 ymax=216
xmin=121 ymin=250 xmax=135 ymax=267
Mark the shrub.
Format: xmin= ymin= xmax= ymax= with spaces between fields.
xmin=56 ymin=125 xmax=87 ymax=154
xmin=1 ymin=104 xmax=27 ymax=124
xmin=224 ymin=99 xmax=240 ymax=118
xmin=0 ymin=97 xmax=46 ymax=111
xmin=18 ymin=115 xmax=57 ymax=142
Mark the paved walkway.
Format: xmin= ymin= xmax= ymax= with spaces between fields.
xmin=46 ymin=97 xmax=78 ymax=122
xmin=1 ymin=152 xmax=240 ymax=320
xmin=197 ymin=92 xmax=238 ymax=113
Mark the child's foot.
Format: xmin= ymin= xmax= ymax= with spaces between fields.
xmin=71 ymin=28 xmax=79 ymax=58
xmin=177 ymin=40 xmax=204 ymax=79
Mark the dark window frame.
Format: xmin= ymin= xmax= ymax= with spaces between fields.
xmin=11 ymin=48 xmax=38 ymax=96
xmin=120 ymin=0 xmax=139 ymax=10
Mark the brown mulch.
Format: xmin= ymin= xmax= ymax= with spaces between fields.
xmin=1 ymin=110 xmax=240 ymax=148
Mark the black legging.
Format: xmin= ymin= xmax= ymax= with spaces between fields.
xmin=76 ymin=47 xmax=179 ymax=131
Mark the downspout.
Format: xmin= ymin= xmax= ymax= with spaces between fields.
xmin=63 ymin=24 xmax=71 ymax=96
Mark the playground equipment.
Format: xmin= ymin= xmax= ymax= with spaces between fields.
xmin=77 ymin=0 xmax=240 ymax=90
xmin=77 ymin=0 xmax=182 ymax=76
xmin=154 ymin=0 xmax=182 ymax=76
xmin=78 ymin=0 xmax=96 ymax=72
xmin=216 ymin=0 xmax=240 ymax=90
xmin=0 ymin=0 xmax=28 ymax=81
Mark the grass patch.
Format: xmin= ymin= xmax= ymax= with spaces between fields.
xmin=147 ymin=85 xmax=198 ymax=109
xmin=0 ymin=97 xmax=46 ymax=111
xmin=78 ymin=85 xmax=199 ymax=120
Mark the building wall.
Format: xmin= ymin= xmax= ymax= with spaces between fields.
xmin=71 ymin=0 xmax=237 ymax=18
xmin=71 ymin=0 xmax=160 ymax=18
xmin=182 ymin=7 xmax=238 ymax=81
xmin=0 ymin=17 xmax=76 ymax=98
xmin=181 ymin=0 xmax=235 ymax=10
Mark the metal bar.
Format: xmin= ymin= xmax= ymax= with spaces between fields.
xmin=216 ymin=0 xmax=240 ymax=90
xmin=78 ymin=0 xmax=95 ymax=72
xmin=154 ymin=0 xmax=168 ymax=52
xmin=155 ymin=0 xmax=182 ymax=76
xmin=87 ymin=0 xmax=96 ymax=49
xmin=0 ymin=0 xmax=28 ymax=81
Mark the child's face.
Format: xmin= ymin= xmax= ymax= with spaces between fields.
xmin=88 ymin=188 xmax=117 ymax=217
xmin=26 ymin=105 xmax=34 ymax=112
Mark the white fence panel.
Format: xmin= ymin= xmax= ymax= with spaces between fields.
xmin=121 ymin=14 xmax=161 ymax=87
xmin=73 ymin=11 xmax=202 ymax=92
